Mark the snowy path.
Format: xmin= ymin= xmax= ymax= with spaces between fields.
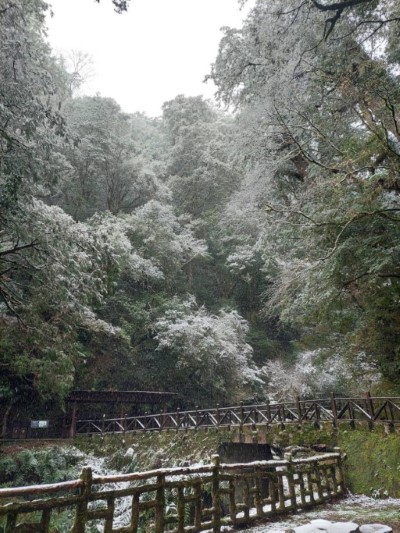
xmin=235 ymin=495 xmax=400 ymax=533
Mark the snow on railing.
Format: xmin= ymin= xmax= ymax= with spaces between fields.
xmin=0 ymin=451 xmax=345 ymax=532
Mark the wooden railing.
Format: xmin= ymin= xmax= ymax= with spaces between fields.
xmin=0 ymin=452 xmax=344 ymax=532
xmin=75 ymin=394 xmax=400 ymax=436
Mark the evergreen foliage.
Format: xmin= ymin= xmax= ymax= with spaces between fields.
xmin=1 ymin=0 xmax=400 ymax=430
xmin=0 ymin=447 xmax=85 ymax=486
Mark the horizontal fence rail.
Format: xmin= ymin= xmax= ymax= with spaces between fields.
xmin=75 ymin=395 xmax=400 ymax=436
xmin=0 ymin=452 xmax=344 ymax=532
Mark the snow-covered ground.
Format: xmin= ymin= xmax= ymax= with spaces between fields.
xmin=236 ymin=495 xmax=400 ymax=533
xmin=78 ymin=449 xmax=136 ymax=530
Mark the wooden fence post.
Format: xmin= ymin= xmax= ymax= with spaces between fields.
xmin=285 ymin=452 xmax=296 ymax=510
xmin=69 ymin=401 xmax=77 ymax=438
xmin=314 ymin=401 xmax=320 ymax=429
xmin=365 ymin=391 xmax=374 ymax=430
xmin=155 ymin=474 xmax=165 ymax=533
xmin=5 ymin=512 xmax=17 ymax=533
xmin=119 ymin=404 xmax=125 ymax=431
xmin=255 ymin=472 xmax=263 ymax=518
xmin=194 ymin=481 xmax=203 ymax=529
xmin=71 ymin=467 xmax=92 ymax=533
xmin=314 ymin=462 xmax=323 ymax=502
xmin=280 ymin=404 xmax=286 ymax=429
xmin=349 ymin=402 xmax=356 ymax=429
xmin=336 ymin=450 xmax=345 ymax=493
xmin=330 ymin=392 xmax=338 ymax=428
xmin=277 ymin=470 xmax=285 ymax=510
xmin=131 ymin=492 xmax=140 ymax=532
xmin=41 ymin=508 xmax=51 ymax=531
xmin=211 ymin=454 xmax=221 ymax=533
xmin=253 ymin=405 xmax=258 ymax=426
xmin=388 ymin=400 xmax=395 ymax=432
xmin=177 ymin=485 xmax=185 ymax=532
xmin=296 ymin=396 xmax=302 ymax=424
xmin=122 ymin=412 xmax=127 ymax=438
xmin=265 ymin=398 xmax=271 ymax=424
xmin=269 ymin=471 xmax=277 ymax=512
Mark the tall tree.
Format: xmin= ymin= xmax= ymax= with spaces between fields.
xmin=162 ymin=95 xmax=240 ymax=218
xmin=59 ymin=96 xmax=166 ymax=219
xmin=210 ymin=0 xmax=400 ymax=391
xmin=0 ymin=0 xmax=70 ymax=313
xmin=152 ymin=297 xmax=261 ymax=406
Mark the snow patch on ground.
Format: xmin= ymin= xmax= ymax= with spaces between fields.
xmin=235 ymin=493 xmax=400 ymax=532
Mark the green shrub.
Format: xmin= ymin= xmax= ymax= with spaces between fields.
xmin=0 ymin=446 xmax=85 ymax=487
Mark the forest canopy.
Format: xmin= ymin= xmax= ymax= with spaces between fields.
xmin=1 ymin=0 xmax=400 ymax=426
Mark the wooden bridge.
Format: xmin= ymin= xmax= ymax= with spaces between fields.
xmin=74 ymin=394 xmax=400 ymax=437
xmin=0 ymin=451 xmax=344 ymax=532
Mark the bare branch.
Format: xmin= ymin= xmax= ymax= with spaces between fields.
xmin=277 ymin=1 xmax=308 ymax=16
xmin=273 ymin=103 xmax=343 ymax=175
xmin=312 ymin=0 xmax=373 ymax=12
xmin=324 ymin=7 xmax=344 ymax=39
xmin=310 ymin=0 xmax=381 ymax=39
xmin=0 ymin=240 xmax=39 ymax=257
xmin=318 ymin=209 xmax=400 ymax=262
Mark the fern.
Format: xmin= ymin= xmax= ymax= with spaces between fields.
xmin=0 ymin=457 xmax=17 ymax=485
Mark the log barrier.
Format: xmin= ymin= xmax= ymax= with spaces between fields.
xmin=0 ymin=451 xmax=344 ymax=532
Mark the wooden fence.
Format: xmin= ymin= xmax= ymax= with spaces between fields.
xmin=0 ymin=451 xmax=344 ymax=532
xmin=74 ymin=394 xmax=400 ymax=436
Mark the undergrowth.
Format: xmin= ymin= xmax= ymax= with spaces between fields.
xmin=0 ymin=446 xmax=85 ymax=487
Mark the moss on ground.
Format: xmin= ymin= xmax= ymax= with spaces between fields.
xmin=265 ymin=422 xmax=338 ymax=448
xmin=337 ymin=425 xmax=400 ymax=497
xmin=76 ymin=427 xmax=234 ymax=472
xmin=75 ymin=422 xmax=400 ymax=497
xmin=2 ymin=422 xmax=399 ymax=497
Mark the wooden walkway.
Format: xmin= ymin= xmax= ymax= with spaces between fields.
xmin=74 ymin=394 xmax=400 ymax=436
xmin=0 ymin=451 xmax=344 ymax=532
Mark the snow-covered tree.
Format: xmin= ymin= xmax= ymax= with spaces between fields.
xmin=0 ymin=198 xmax=168 ymax=404
xmin=0 ymin=0 xmax=68 ymax=209
xmin=59 ymin=96 xmax=167 ymax=219
xmin=153 ymin=298 xmax=262 ymax=405
xmin=162 ymin=95 xmax=241 ymax=218
xmin=125 ymin=201 xmax=208 ymax=277
xmin=261 ymin=350 xmax=378 ymax=401
xmin=211 ymin=0 xmax=400 ymax=389
xmin=0 ymin=0 xmax=73 ymax=313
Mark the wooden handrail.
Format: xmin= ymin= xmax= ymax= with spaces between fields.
xmin=74 ymin=395 xmax=400 ymax=436
xmin=0 ymin=452 xmax=345 ymax=532
xmin=0 ymin=479 xmax=83 ymax=498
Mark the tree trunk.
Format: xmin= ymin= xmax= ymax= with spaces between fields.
xmin=1 ymin=399 xmax=17 ymax=438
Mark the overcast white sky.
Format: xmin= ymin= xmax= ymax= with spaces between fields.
xmin=46 ymin=0 xmax=254 ymax=117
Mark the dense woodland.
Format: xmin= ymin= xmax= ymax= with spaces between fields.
xmin=1 ymin=0 xmax=400 ymax=425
